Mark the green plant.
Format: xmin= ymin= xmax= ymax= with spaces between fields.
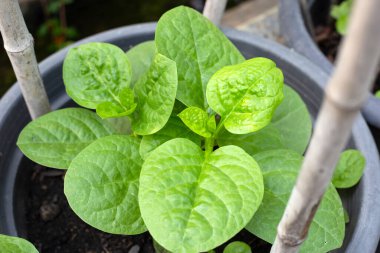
xmin=16 ymin=6 xmax=365 ymax=253
xmin=223 ymin=241 xmax=251 ymax=253
xmin=376 ymin=90 xmax=380 ymax=99
xmin=331 ymin=0 xmax=353 ymax=35
xmin=0 ymin=234 xmax=38 ymax=253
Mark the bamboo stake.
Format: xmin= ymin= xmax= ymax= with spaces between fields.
xmin=203 ymin=0 xmax=228 ymax=25
xmin=271 ymin=0 xmax=380 ymax=252
xmin=0 ymin=0 xmax=50 ymax=119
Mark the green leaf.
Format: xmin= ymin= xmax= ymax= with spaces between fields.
xmin=156 ymin=6 xmax=244 ymax=109
xmin=0 ymin=234 xmax=39 ymax=253
xmin=207 ymin=57 xmax=284 ymax=134
xmin=217 ymin=85 xmax=311 ymax=155
xmin=246 ymin=149 xmax=345 ymax=253
xmin=344 ymin=208 xmax=350 ymax=223
xmin=96 ymin=87 xmax=137 ymax=118
xmin=375 ymin=90 xmax=380 ymax=99
xmin=172 ymin=99 xmax=187 ymax=115
xmin=332 ymin=149 xmax=365 ymax=188
xmin=331 ymin=0 xmax=352 ymax=35
xmin=126 ymin=41 xmax=156 ymax=86
xmin=104 ymin=116 xmax=132 ymax=134
xmin=63 ymin=42 xmax=133 ymax=117
xmin=131 ymin=53 xmax=177 ymax=135
xmin=139 ymin=116 xmax=201 ymax=159
xmin=17 ymin=108 xmax=115 ymax=169
xmin=178 ymin=107 xmax=216 ymax=137
xmin=223 ymin=241 xmax=251 ymax=253
xmin=153 ymin=240 xmax=171 ymax=253
xmin=139 ymin=138 xmax=263 ymax=253
xmin=64 ymin=135 xmax=146 ymax=235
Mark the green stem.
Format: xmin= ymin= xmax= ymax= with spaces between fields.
xmin=205 ymin=137 xmax=215 ymax=157
xmin=213 ymin=117 xmax=226 ymax=138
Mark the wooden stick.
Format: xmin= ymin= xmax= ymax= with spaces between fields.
xmin=0 ymin=0 xmax=50 ymax=119
xmin=271 ymin=0 xmax=380 ymax=252
xmin=203 ymin=0 xmax=228 ymax=25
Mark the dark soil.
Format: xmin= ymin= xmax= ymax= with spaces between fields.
xmin=26 ymin=165 xmax=271 ymax=253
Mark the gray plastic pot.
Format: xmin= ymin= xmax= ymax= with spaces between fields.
xmin=279 ymin=0 xmax=380 ymax=129
xmin=0 ymin=23 xmax=380 ymax=252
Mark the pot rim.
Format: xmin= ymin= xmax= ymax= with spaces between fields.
xmin=279 ymin=0 xmax=380 ymax=128
xmin=0 ymin=22 xmax=379 ymax=253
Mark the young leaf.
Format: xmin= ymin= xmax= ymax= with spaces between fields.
xmin=139 ymin=116 xmax=201 ymax=159
xmin=246 ymin=149 xmax=345 ymax=253
xmin=178 ymin=107 xmax=216 ymax=137
xmin=139 ymin=138 xmax=264 ymax=253
xmin=332 ymin=149 xmax=365 ymax=188
xmin=64 ymin=135 xmax=146 ymax=235
xmin=63 ymin=42 xmax=135 ymax=117
xmin=96 ymin=87 xmax=137 ymax=118
xmin=0 ymin=234 xmax=39 ymax=253
xmin=131 ymin=53 xmax=177 ymax=135
xmin=156 ymin=6 xmax=244 ymax=108
xmin=331 ymin=0 xmax=352 ymax=35
xmin=217 ymin=85 xmax=311 ymax=155
xmin=223 ymin=241 xmax=251 ymax=253
xmin=125 ymin=41 xmax=156 ymax=86
xmin=376 ymin=90 xmax=380 ymax=99
xmin=17 ymin=108 xmax=115 ymax=169
xmin=207 ymin=57 xmax=284 ymax=134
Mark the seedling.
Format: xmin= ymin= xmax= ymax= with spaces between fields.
xmin=15 ymin=6 xmax=365 ymax=253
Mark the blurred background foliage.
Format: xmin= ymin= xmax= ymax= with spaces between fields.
xmin=0 ymin=0 xmax=245 ymax=97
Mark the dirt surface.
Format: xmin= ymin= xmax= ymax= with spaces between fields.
xmin=26 ymin=165 xmax=271 ymax=253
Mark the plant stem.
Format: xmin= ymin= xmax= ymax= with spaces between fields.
xmin=203 ymin=0 xmax=227 ymax=26
xmin=205 ymin=137 xmax=215 ymax=158
xmin=0 ymin=0 xmax=51 ymax=119
xmin=271 ymin=0 xmax=380 ymax=252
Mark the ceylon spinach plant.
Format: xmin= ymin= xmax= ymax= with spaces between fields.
xmin=13 ymin=6 xmax=365 ymax=253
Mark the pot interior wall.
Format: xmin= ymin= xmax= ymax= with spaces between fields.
xmin=0 ymin=25 xmax=363 ymax=252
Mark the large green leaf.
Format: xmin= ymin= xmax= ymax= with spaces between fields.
xmin=104 ymin=116 xmax=132 ymax=134
xmin=63 ymin=42 xmax=135 ymax=117
xmin=64 ymin=135 xmax=146 ymax=235
xmin=156 ymin=6 xmax=244 ymax=108
xmin=246 ymin=149 xmax=345 ymax=253
xmin=125 ymin=41 xmax=156 ymax=85
xmin=0 ymin=234 xmax=39 ymax=253
xmin=139 ymin=116 xmax=201 ymax=159
xmin=178 ymin=107 xmax=216 ymax=138
xmin=207 ymin=58 xmax=284 ymax=134
xmin=332 ymin=149 xmax=365 ymax=188
xmin=139 ymin=138 xmax=263 ymax=253
xmin=217 ymin=85 xmax=311 ymax=155
xmin=17 ymin=108 xmax=115 ymax=169
xmin=131 ymin=53 xmax=177 ymax=135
